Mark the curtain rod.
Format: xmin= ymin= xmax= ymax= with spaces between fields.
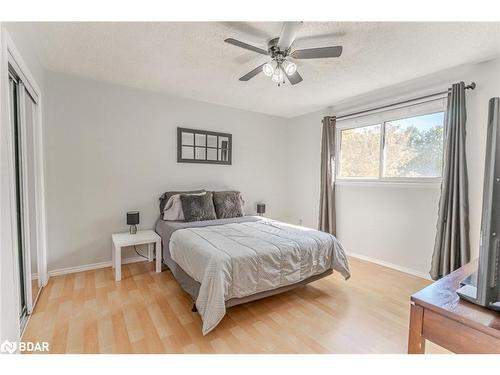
xmin=335 ymin=82 xmax=476 ymax=121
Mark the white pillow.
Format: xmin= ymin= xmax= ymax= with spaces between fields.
xmin=162 ymin=192 xmax=206 ymax=221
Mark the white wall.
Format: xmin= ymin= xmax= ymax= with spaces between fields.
xmin=287 ymin=59 xmax=500 ymax=277
xmin=2 ymin=23 xmax=45 ymax=92
xmin=287 ymin=109 xmax=325 ymax=227
xmin=44 ymin=71 xmax=290 ymax=271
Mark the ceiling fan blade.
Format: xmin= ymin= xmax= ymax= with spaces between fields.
xmin=277 ymin=22 xmax=303 ymax=50
xmin=239 ymin=63 xmax=266 ymax=81
xmin=224 ymin=38 xmax=268 ymax=55
xmin=286 ymin=70 xmax=303 ymax=85
xmin=291 ymin=46 xmax=343 ymax=59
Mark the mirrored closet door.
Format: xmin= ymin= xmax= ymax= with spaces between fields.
xmin=24 ymin=91 xmax=41 ymax=310
xmin=8 ymin=63 xmax=43 ymax=333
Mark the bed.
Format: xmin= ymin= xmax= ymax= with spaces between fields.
xmin=155 ymin=215 xmax=350 ymax=335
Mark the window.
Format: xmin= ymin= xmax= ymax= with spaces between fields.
xmin=384 ymin=112 xmax=444 ymax=178
xmin=339 ymin=124 xmax=381 ymax=178
xmin=337 ymin=106 xmax=445 ymax=182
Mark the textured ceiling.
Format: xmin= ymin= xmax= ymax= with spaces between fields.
xmin=14 ymin=22 xmax=500 ymax=117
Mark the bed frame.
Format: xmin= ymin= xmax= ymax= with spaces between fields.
xmin=164 ymin=256 xmax=333 ymax=312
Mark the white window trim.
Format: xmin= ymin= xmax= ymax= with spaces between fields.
xmin=335 ymin=97 xmax=447 ymax=186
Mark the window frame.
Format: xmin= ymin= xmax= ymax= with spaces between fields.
xmin=335 ymin=98 xmax=447 ymax=185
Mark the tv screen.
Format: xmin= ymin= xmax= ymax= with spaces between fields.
xmin=457 ymin=97 xmax=500 ymax=311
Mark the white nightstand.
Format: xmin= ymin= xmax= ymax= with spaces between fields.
xmin=111 ymin=230 xmax=162 ymax=281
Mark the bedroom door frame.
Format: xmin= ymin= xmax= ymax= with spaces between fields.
xmin=0 ymin=27 xmax=48 ymax=339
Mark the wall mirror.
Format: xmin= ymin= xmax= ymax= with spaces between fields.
xmin=177 ymin=127 xmax=232 ymax=165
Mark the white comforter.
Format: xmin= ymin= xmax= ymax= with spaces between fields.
xmin=169 ymin=219 xmax=350 ymax=335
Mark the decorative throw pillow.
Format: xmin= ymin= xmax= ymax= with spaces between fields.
xmin=159 ymin=189 xmax=205 ymax=213
xmin=180 ymin=192 xmax=217 ymax=222
xmin=212 ymin=191 xmax=244 ymax=219
xmin=162 ymin=192 xmax=206 ymax=221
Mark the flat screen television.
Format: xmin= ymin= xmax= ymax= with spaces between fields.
xmin=457 ymin=97 xmax=500 ymax=311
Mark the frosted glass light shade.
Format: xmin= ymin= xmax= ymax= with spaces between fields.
xmin=262 ymin=63 xmax=274 ymax=77
xmin=283 ymin=60 xmax=297 ymax=76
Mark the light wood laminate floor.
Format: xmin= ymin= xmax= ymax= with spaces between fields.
xmin=22 ymin=257 xmax=448 ymax=354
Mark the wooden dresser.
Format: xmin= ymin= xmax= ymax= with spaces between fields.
xmin=408 ymin=260 xmax=500 ymax=354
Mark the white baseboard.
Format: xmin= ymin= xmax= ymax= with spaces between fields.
xmin=47 ymin=256 xmax=148 ymax=277
xmin=346 ymin=251 xmax=432 ymax=280
xmin=44 ymin=252 xmax=429 ymax=281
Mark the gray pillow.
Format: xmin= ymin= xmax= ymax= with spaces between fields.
xmin=180 ymin=192 xmax=217 ymax=222
xmin=159 ymin=189 xmax=205 ymax=213
xmin=213 ymin=191 xmax=244 ymax=219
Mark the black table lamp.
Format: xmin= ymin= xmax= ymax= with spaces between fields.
xmin=257 ymin=203 xmax=266 ymax=217
xmin=127 ymin=211 xmax=139 ymax=234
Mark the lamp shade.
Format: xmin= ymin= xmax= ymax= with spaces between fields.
xmin=127 ymin=211 xmax=140 ymax=225
xmin=256 ymin=204 xmax=266 ymax=215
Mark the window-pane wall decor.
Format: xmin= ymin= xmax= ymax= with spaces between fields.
xmin=177 ymin=127 xmax=232 ymax=165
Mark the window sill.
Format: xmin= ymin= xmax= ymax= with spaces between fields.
xmin=335 ymin=179 xmax=442 ymax=189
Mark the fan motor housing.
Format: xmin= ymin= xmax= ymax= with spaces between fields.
xmin=268 ymin=37 xmax=289 ymax=60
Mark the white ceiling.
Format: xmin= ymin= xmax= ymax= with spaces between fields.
xmin=15 ymin=22 xmax=500 ymax=117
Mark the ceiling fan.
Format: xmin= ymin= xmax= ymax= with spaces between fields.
xmin=224 ymin=22 xmax=343 ymax=87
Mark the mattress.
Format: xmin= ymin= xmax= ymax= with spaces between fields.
xmin=155 ymin=216 xmax=262 ymax=300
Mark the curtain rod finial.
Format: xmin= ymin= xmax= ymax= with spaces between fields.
xmin=468 ymin=82 xmax=476 ymax=90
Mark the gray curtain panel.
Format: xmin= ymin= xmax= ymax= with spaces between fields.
xmin=430 ymin=82 xmax=471 ymax=280
xmin=318 ymin=116 xmax=337 ymax=235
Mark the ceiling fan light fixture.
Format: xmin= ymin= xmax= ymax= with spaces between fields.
xmin=262 ymin=62 xmax=274 ymax=77
xmin=283 ymin=60 xmax=297 ymax=76
xmin=227 ymin=22 xmax=342 ymax=86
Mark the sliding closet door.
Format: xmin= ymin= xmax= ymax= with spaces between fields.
xmin=23 ymin=92 xmax=41 ymax=310
xmin=8 ymin=72 xmax=28 ymax=328
xmin=8 ymin=65 xmax=42 ymax=334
